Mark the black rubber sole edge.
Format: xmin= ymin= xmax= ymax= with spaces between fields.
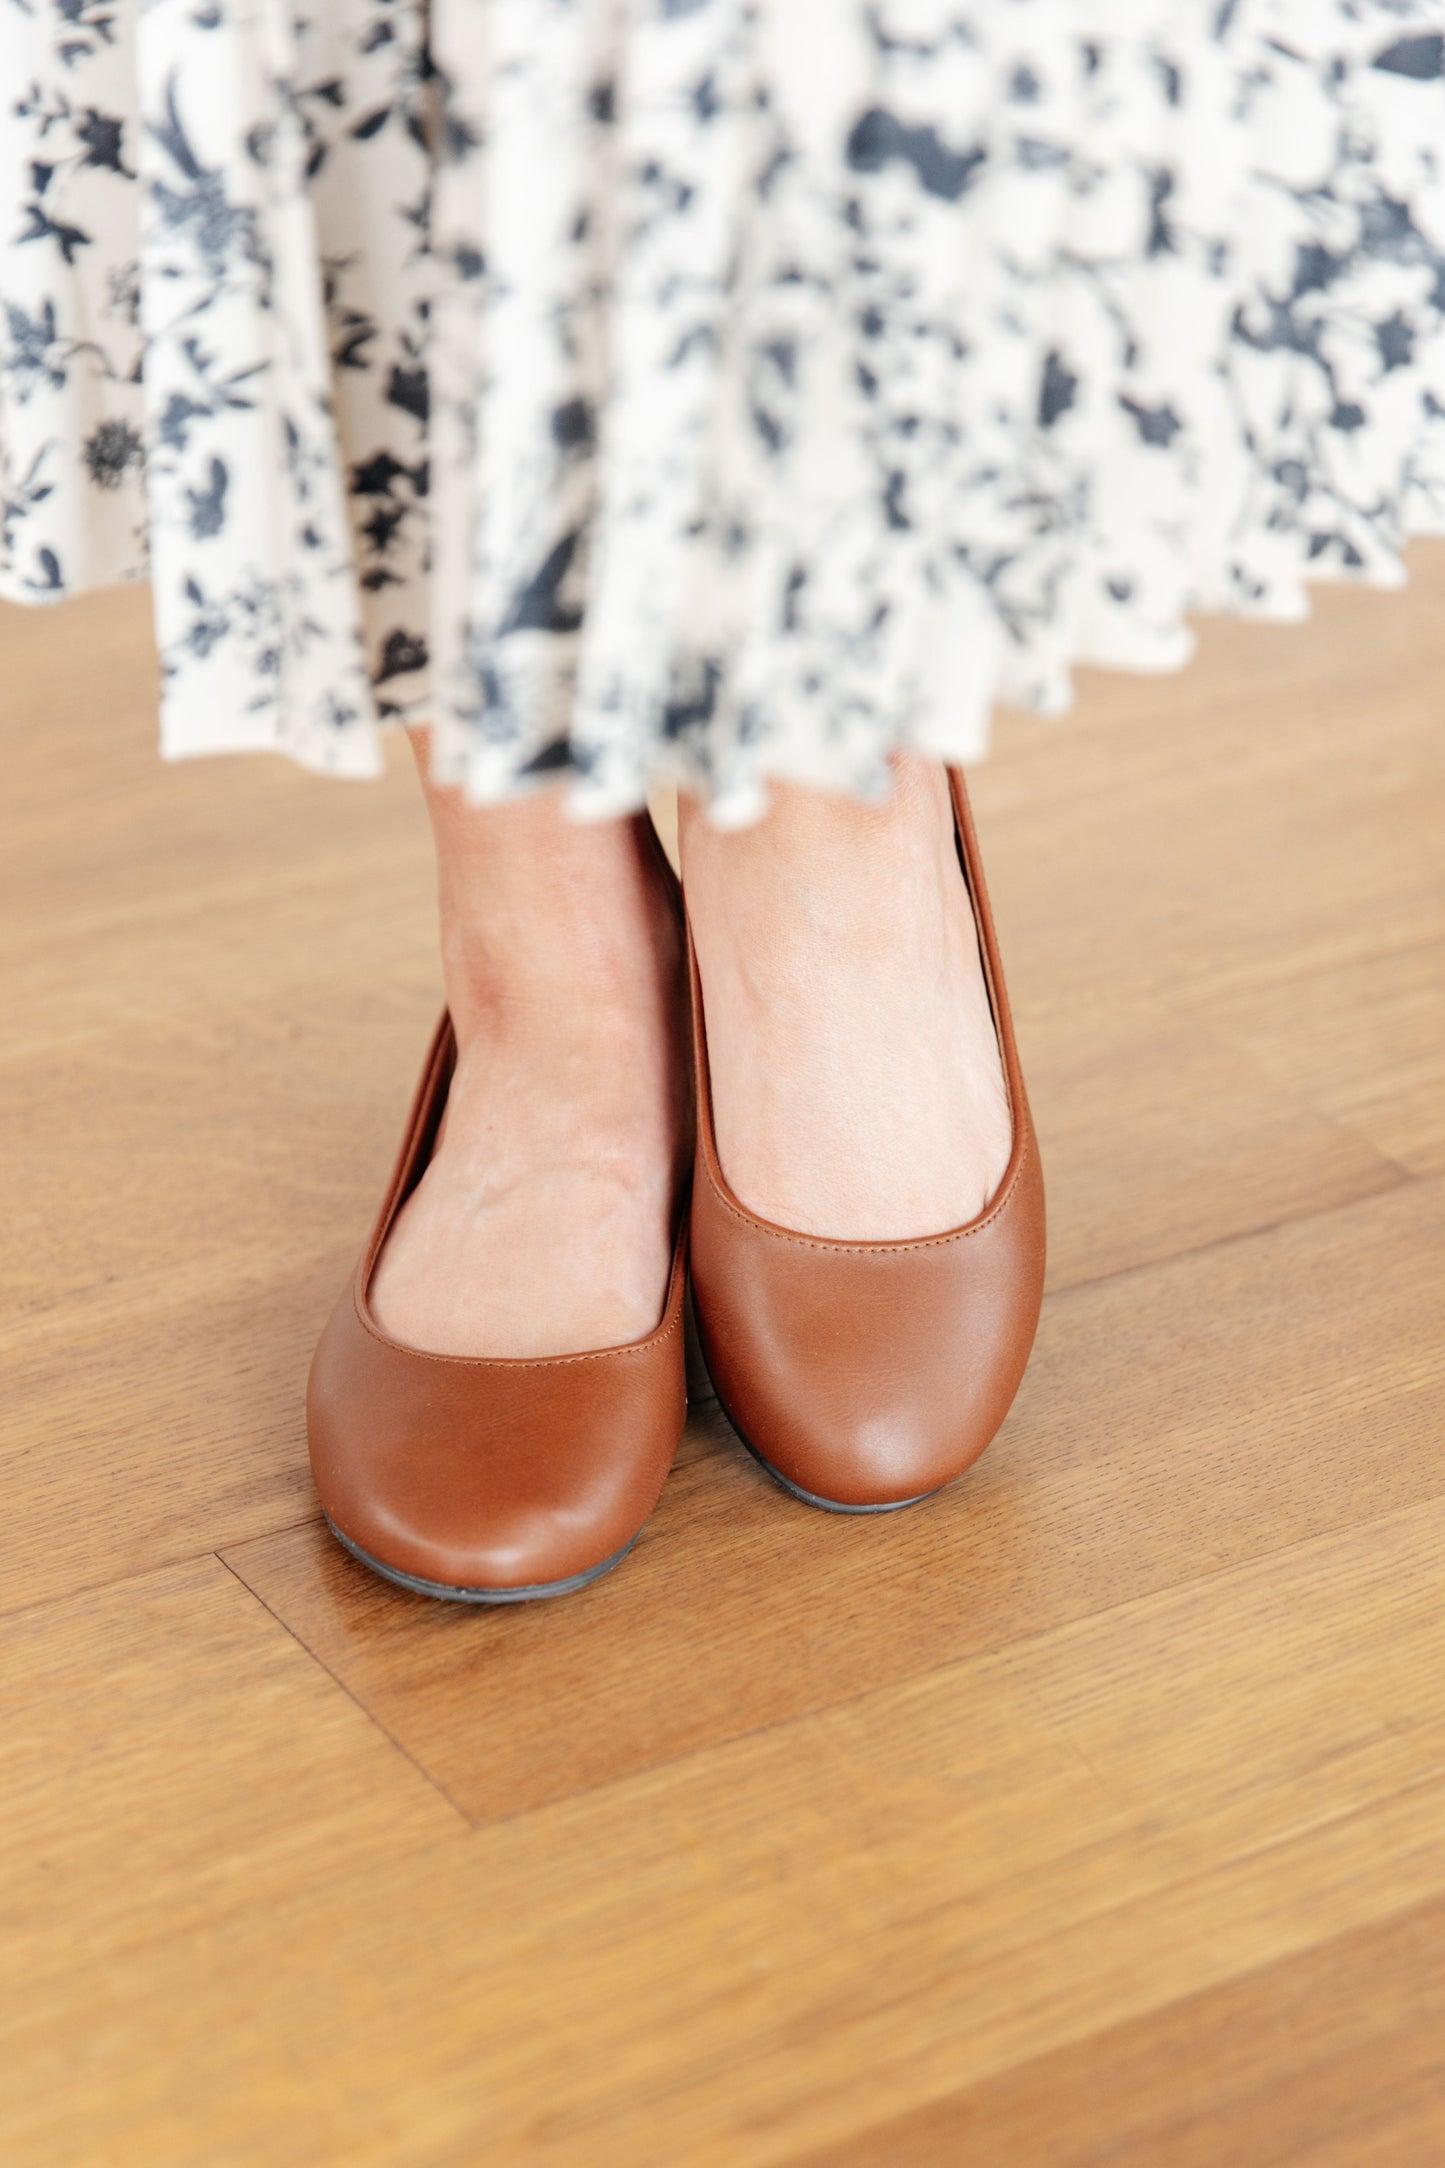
xmin=324 ymin=1516 xmax=640 ymax=1604
xmin=737 ymin=1430 xmax=942 ymax=1515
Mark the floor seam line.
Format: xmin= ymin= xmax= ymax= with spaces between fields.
xmin=765 ymin=1821 xmax=1445 ymax=2168
xmin=1153 ymin=993 xmax=1427 ymax=1189
xmin=1047 ymin=1160 xmax=1424 ymax=1303
xmin=0 ymin=1514 xmax=327 ymax=1627
xmin=465 ymin=1484 xmax=1445 ymax=1834
xmin=215 ymin=1549 xmax=477 ymax=1831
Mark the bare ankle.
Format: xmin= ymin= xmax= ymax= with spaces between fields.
xmin=409 ymin=740 xmax=680 ymax=1043
xmin=370 ymin=755 xmax=690 ymax=1357
xmin=440 ymin=900 xmax=682 ymax=1064
xmin=679 ymin=758 xmax=965 ymax=996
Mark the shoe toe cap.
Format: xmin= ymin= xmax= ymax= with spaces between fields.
xmin=324 ymin=1478 xmax=634 ymax=1596
xmin=694 ymin=1164 xmax=1046 ymax=1512
xmin=306 ymin=1288 xmax=684 ymax=1596
xmin=731 ymin=1371 xmax=998 ymax=1509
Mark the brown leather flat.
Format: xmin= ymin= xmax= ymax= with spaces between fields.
xmin=307 ymin=1016 xmax=689 ymax=1601
xmin=687 ymin=767 xmax=1045 ymax=1512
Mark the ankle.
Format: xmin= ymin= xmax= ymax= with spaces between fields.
xmin=436 ymin=820 xmax=684 ymax=1054
xmin=439 ymin=894 xmax=692 ymax=1192
xmin=441 ymin=922 xmax=679 ymax=1056
xmin=680 ymin=758 xmax=963 ymax=982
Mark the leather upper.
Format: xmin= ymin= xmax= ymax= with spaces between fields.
xmin=307 ymin=1017 xmax=689 ymax=1592
xmin=688 ymin=769 xmax=1046 ymax=1508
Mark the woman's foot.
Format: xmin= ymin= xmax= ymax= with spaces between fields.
xmin=369 ymin=742 xmax=690 ymax=1359
xmin=679 ymin=758 xmax=1011 ymax=1241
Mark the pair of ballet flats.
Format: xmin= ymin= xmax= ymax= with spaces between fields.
xmin=306 ymin=769 xmax=1046 ymax=1603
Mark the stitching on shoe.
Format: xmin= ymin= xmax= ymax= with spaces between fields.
xmin=699 ymin=1125 xmax=1032 ymax=1254
xmin=349 ymin=1265 xmax=687 ymax=1370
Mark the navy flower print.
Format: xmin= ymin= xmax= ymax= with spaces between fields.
xmin=1 ymin=0 xmax=1443 ymax=821
xmin=83 ymin=415 xmax=143 ymax=489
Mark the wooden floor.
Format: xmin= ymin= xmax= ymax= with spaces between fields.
xmin=2 ymin=555 xmax=1443 ymax=2165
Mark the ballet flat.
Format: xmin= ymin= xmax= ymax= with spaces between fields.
xmin=687 ymin=767 xmax=1045 ymax=1513
xmin=307 ymin=1013 xmax=689 ymax=1601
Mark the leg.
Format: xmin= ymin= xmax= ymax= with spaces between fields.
xmin=369 ymin=731 xmax=691 ymax=1358
xmin=678 ymin=755 xmax=1011 ymax=1240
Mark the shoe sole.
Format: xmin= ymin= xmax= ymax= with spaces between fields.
xmin=324 ymin=1517 xmax=639 ymax=1603
xmin=737 ymin=1430 xmax=941 ymax=1514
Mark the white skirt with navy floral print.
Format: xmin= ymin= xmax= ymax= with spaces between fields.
xmin=2 ymin=1 xmax=1443 ymax=822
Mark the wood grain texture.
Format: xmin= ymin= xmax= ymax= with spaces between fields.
xmin=0 ymin=1556 xmax=466 ymax=2166
xmin=11 ymin=1495 xmax=1445 ymax=2165
xmin=0 ymin=590 xmax=442 ymax=1609
xmin=2 ymin=547 xmax=1444 ymax=2163
xmin=797 ymin=1897 xmax=1445 ymax=2168
xmin=971 ymin=548 xmax=1445 ymax=1012
xmin=0 ymin=1003 xmax=430 ymax=1610
xmin=1195 ymin=935 xmax=1445 ymax=1181
xmin=1015 ymin=985 xmax=1401 ymax=1290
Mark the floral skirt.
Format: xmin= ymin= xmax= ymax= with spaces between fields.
xmin=2 ymin=1 xmax=1443 ymax=823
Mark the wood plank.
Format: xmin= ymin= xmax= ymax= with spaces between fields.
xmin=971 ymin=544 xmax=1445 ymax=1011
xmin=0 ymin=1552 xmax=465 ymax=1966
xmin=226 ymin=1175 xmax=1445 ymax=1824
xmin=0 ymin=587 xmax=444 ymax=1604
xmin=795 ymin=1897 xmax=1445 ymax=2168
xmin=0 ymin=997 xmax=427 ymax=1318
xmin=1015 ymin=986 xmax=1400 ymax=1291
xmin=0 ymin=991 xmax=439 ymax=1612
xmin=9 ymin=1493 xmax=1445 ymax=2166
xmin=0 ymin=600 xmax=435 ymax=1031
xmin=1195 ymin=936 xmax=1445 ymax=1181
